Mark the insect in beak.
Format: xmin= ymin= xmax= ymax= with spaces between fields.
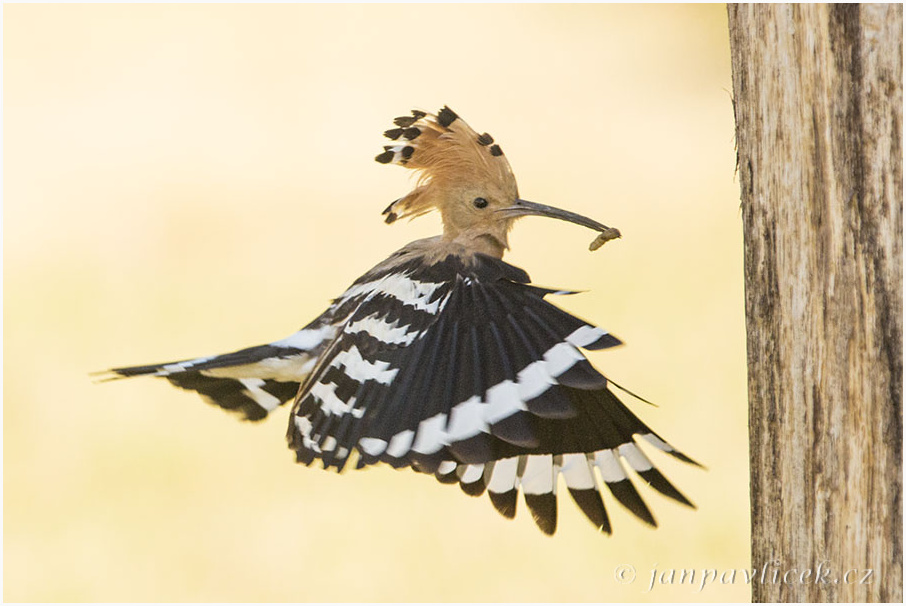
xmin=498 ymin=199 xmax=622 ymax=249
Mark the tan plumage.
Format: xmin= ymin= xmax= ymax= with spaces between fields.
xmin=379 ymin=108 xmax=515 ymax=216
xmin=377 ymin=106 xmax=616 ymax=259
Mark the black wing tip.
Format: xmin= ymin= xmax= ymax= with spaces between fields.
xmin=636 ymin=468 xmax=696 ymax=508
xmin=381 ymin=454 xmax=412 ymax=470
xmin=409 ymin=451 xmax=448 ymax=475
xmin=567 ymin=488 xmax=613 ymax=535
xmin=524 ymin=493 xmax=558 ymax=536
xmin=489 ymin=490 xmax=518 ymax=519
xmin=292 ymin=447 xmax=318 ymax=466
xmin=585 ymin=332 xmax=623 ymax=350
xmin=169 ymin=374 xmax=294 ymax=421
xmin=524 ymin=386 xmax=577 ymax=419
xmin=460 ymin=480 xmax=487 ymax=497
xmin=447 ymin=434 xmax=494 ymax=465
xmin=489 ymin=412 xmax=540 ymax=448
xmin=606 ymin=479 xmax=657 ymax=527
xmin=669 ymin=449 xmax=706 ymax=469
xmin=435 ymin=470 xmax=460 ymax=485
xmin=101 ymin=364 xmax=278 ymax=422
xmin=555 ymin=359 xmax=608 ymax=390
xmin=193 ymin=394 xmax=269 ymax=422
xmin=237 ymin=405 xmax=269 ymax=422
xmin=644 ymin=435 xmax=705 ymax=469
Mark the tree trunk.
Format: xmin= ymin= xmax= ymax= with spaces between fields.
xmin=728 ymin=4 xmax=902 ymax=602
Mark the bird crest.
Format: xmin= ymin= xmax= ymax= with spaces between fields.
xmin=376 ymin=106 xmax=518 ymax=225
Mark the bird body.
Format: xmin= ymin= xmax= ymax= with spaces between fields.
xmin=104 ymin=106 xmax=696 ymax=535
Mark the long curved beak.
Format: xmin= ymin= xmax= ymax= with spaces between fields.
xmin=498 ymin=199 xmax=614 ymax=232
xmin=499 ymin=199 xmax=621 ymax=251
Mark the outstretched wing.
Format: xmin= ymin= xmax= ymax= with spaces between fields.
xmin=287 ymin=252 xmax=697 ymax=534
xmin=100 ymin=315 xmax=337 ymax=421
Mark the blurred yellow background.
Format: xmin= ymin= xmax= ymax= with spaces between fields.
xmin=5 ymin=4 xmax=748 ymax=602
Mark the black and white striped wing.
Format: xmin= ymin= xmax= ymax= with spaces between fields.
xmin=102 ymin=316 xmax=337 ymax=421
xmin=287 ymin=253 xmax=697 ymax=534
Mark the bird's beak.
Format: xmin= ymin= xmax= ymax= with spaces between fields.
xmin=499 ymin=199 xmax=616 ymax=233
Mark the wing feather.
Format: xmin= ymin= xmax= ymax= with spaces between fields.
xmin=102 ymin=320 xmax=335 ymax=420
xmin=284 ymin=252 xmax=697 ymax=535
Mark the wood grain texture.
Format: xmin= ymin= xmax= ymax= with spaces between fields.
xmin=728 ymin=4 xmax=902 ymax=602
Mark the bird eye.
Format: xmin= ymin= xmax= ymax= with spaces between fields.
xmin=473 ymin=197 xmax=489 ymax=209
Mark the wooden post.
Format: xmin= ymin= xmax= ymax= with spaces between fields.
xmin=728 ymin=4 xmax=902 ymax=602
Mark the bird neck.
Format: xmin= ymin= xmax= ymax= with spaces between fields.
xmin=443 ymin=227 xmax=508 ymax=259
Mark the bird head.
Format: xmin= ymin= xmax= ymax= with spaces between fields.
xmin=377 ymin=106 xmax=618 ymax=258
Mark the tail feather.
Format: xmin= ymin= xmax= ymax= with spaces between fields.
xmin=98 ymin=325 xmax=335 ymax=421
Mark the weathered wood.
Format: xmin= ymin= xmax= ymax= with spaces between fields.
xmin=728 ymin=4 xmax=902 ymax=602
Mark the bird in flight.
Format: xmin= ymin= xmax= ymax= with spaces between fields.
xmin=102 ymin=106 xmax=698 ymax=535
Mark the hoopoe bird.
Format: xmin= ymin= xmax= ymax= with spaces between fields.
xmin=103 ymin=106 xmax=698 ymax=535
